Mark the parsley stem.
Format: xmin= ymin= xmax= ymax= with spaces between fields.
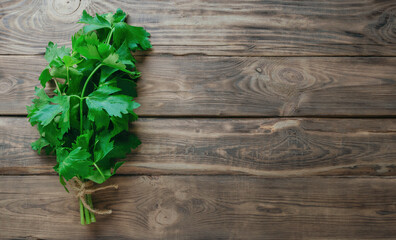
xmin=66 ymin=67 xmax=70 ymax=85
xmin=105 ymin=27 xmax=115 ymax=45
xmin=93 ymin=163 xmax=106 ymax=180
xmin=79 ymin=199 xmax=85 ymax=225
xmin=84 ymin=196 xmax=91 ymax=224
xmin=69 ymin=95 xmax=82 ymax=99
xmin=87 ymin=194 xmax=96 ymax=222
xmin=79 ymin=63 xmax=102 ymax=133
xmin=53 ymin=79 xmax=61 ymax=94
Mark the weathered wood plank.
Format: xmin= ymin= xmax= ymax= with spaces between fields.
xmin=1 ymin=175 xmax=396 ymax=239
xmin=1 ymin=55 xmax=396 ymax=116
xmin=1 ymin=0 xmax=396 ymax=56
xmin=1 ymin=117 xmax=396 ymax=176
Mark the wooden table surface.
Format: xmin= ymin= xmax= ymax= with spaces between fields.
xmin=1 ymin=0 xmax=396 ymax=239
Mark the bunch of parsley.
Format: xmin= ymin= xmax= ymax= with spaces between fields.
xmin=27 ymin=9 xmax=151 ymax=224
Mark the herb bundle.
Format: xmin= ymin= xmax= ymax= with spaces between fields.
xmin=26 ymin=9 xmax=151 ymax=224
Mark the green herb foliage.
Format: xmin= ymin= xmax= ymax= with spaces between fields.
xmin=27 ymin=9 xmax=151 ymax=224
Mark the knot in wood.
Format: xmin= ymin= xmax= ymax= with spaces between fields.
xmin=52 ymin=0 xmax=81 ymax=15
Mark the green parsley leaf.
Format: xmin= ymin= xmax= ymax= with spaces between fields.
xmin=102 ymin=52 xmax=128 ymax=71
xmin=112 ymin=9 xmax=127 ymax=24
xmin=116 ymin=78 xmax=137 ymax=97
xmin=51 ymin=95 xmax=71 ymax=135
xmin=113 ymin=161 xmax=125 ymax=174
xmin=72 ymin=130 xmax=93 ymax=150
xmin=116 ymin=41 xmax=136 ymax=68
xmin=107 ymin=132 xmax=141 ymax=159
xmin=37 ymin=121 xmax=62 ymax=147
xmin=30 ymin=104 xmax=63 ymax=126
xmin=55 ymin=147 xmax=94 ymax=180
xmin=86 ymin=84 xmax=140 ymax=119
xmin=110 ymin=115 xmax=129 ymax=137
xmin=99 ymin=66 xmax=118 ymax=84
xmin=94 ymin=131 xmax=114 ymax=163
xmin=31 ymin=137 xmax=49 ymax=154
xmin=113 ymin=22 xmax=152 ymax=51
xmin=79 ymin=10 xmax=112 ymax=32
xmin=39 ymin=68 xmax=52 ymax=87
xmin=62 ymin=55 xmax=83 ymax=67
xmin=44 ymin=42 xmax=71 ymax=65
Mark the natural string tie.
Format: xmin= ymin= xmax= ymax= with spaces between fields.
xmin=70 ymin=177 xmax=118 ymax=215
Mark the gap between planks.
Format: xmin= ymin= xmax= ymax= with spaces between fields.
xmin=4 ymin=53 xmax=396 ymax=58
xmin=3 ymin=114 xmax=396 ymax=119
xmin=3 ymin=172 xmax=396 ymax=179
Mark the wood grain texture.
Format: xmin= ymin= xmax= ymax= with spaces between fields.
xmin=1 ymin=55 xmax=396 ymax=116
xmin=1 ymin=0 xmax=396 ymax=56
xmin=2 ymin=117 xmax=396 ymax=176
xmin=2 ymin=175 xmax=396 ymax=239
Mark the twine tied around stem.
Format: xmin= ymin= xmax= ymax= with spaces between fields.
xmin=70 ymin=177 xmax=118 ymax=215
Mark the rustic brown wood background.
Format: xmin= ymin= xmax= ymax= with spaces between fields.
xmin=1 ymin=0 xmax=396 ymax=239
